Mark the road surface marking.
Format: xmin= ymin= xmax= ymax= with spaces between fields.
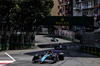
xmin=0 ymin=53 xmax=15 ymax=66
xmin=5 ymin=52 xmax=16 ymax=61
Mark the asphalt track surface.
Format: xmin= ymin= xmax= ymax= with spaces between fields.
xmin=0 ymin=35 xmax=100 ymax=66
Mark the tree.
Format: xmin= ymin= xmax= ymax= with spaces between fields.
xmin=0 ymin=0 xmax=54 ymax=48
xmin=0 ymin=0 xmax=15 ymax=31
xmin=8 ymin=0 xmax=54 ymax=32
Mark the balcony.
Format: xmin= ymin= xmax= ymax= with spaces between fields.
xmin=94 ymin=5 xmax=99 ymax=8
xmin=82 ymin=5 xmax=94 ymax=10
xmin=59 ymin=9 xmax=62 ymax=13
xmin=73 ymin=7 xmax=80 ymax=10
xmin=76 ymin=0 xmax=82 ymax=3
xmin=60 ymin=1 xmax=67 ymax=6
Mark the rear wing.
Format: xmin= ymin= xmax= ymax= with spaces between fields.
xmin=54 ymin=46 xmax=66 ymax=50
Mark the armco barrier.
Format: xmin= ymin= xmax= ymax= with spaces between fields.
xmin=20 ymin=43 xmax=23 ymax=49
xmin=80 ymin=46 xmax=83 ymax=52
xmin=2 ymin=44 xmax=6 ymax=50
xmin=22 ymin=43 xmax=25 ymax=49
xmin=86 ymin=46 xmax=91 ymax=53
xmin=6 ymin=44 xmax=9 ymax=50
xmin=16 ymin=43 xmax=19 ymax=49
xmin=90 ymin=47 xmax=94 ymax=54
xmin=83 ymin=46 xmax=87 ymax=53
xmin=80 ymin=45 xmax=99 ymax=56
xmin=93 ymin=47 xmax=97 ymax=55
xmin=24 ymin=42 xmax=28 ymax=49
xmin=0 ymin=44 xmax=2 ymax=51
xmin=97 ymin=48 xmax=100 ymax=55
xmin=26 ymin=42 xmax=29 ymax=48
xmin=30 ymin=42 xmax=35 ymax=47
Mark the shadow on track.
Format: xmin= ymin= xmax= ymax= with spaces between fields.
xmin=24 ymin=42 xmax=100 ymax=58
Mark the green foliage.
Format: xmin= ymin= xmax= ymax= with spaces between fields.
xmin=0 ymin=0 xmax=54 ymax=31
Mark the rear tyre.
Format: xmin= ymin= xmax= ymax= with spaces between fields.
xmin=59 ymin=53 xmax=64 ymax=60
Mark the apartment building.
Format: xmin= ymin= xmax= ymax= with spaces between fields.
xmin=51 ymin=0 xmax=73 ymax=30
xmin=73 ymin=0 xmax=94 ymax=16
xmin=94 ymin=0 xmax=100 ymax=28
xmin=51 ymin=0 xmax=72 ymax=16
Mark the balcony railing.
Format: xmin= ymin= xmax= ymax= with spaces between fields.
xmin=59 ymin=1 xmax=67 ymax=5
xmin=82 ymin=5 xmax=94 ymax=9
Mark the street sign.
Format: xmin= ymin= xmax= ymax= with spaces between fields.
xmin=35 ymin=16 xmax=94 ymax=26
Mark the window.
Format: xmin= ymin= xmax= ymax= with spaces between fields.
xmin=82 ymin=12 xmax=88 ymax=16
xmin=88 ymin=2 xmax=91 ymax=8
xmin=59 ymin=9 xmax=62 ymax=13
xmin=58 ymin=13 xmax=60 ymax=15
xmin=63 ymin=6 xmax=64 ymax=11
xmin=58 ymin=0 xmax=61 ymax=4
xmin=58 ymin=6 xmax=60 ymax=8
xmin=63 ymin=14 xmax=64 ymax=16
xmin=62 ymin=0 xmax=63 ymax=3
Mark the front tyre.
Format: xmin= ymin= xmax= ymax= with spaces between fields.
xmin=32 ymin=56 xmax=38 ymax=63
xmin=52 ymin=56 xmax=57 ymax=63
xmin=56 ymin=39 xmax=58 ymax=42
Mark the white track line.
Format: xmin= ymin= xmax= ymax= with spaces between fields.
xmin=5 ymin=52 xmax=16 ymax=61
xmin=0 ymin=52 xmax=16 ymax=66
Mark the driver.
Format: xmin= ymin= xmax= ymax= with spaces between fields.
xmin=59 ymin=43 xmax=62 ymax=48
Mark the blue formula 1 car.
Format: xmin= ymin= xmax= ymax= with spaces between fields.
xmin=51 ymin=38 xmax=58 ymax=42
xmin=54 ymin=43 xmax=66 ymax=50
xmin=32 ymin=50 xmax=64 ymax=63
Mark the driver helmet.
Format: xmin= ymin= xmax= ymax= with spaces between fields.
xmin=48 ymin=50 xmax=53 ymax=54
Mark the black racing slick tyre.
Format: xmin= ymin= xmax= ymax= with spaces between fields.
xmin=52 ymin=55 xmax=58 ymax=63
xmin=51 ymin=39 xmax=53 ymax=42
xmin=59 ymin=53 xmax=64 ymax=60
xmin=56 ymin=39 xmax=58 ymax=42
xmin=32 ymin=56 xmax=37 ymax=63
xmin=32 ymin=54 xmax=40 ymax=63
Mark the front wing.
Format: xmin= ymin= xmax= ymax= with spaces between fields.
xmin=34 ymin=59 xmax=54 ymax=62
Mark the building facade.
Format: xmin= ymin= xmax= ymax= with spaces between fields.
xmin=73 ymin=0 xmax=94 ymax=16
xmin=51 ymin=0 xmax=73 ymax=30
xmin=51 ymin=0 xmax=72 ymax=16
xmin=72 ymin=0 xmax=95 ymax=32
xmin=94 ymin=0 xmax=100 ymax=28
